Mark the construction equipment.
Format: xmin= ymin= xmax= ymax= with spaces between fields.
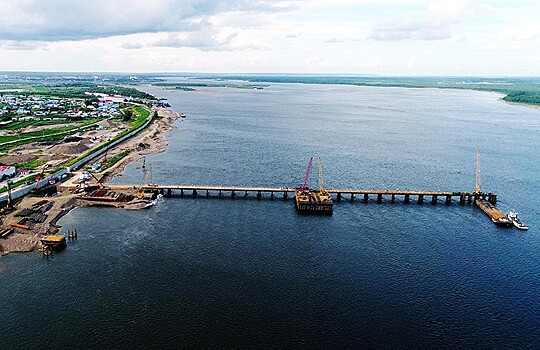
xmin=33 ymin=165 xmax=49 ymax=190
xmin=475 ymin=149 xmax=481 ymax=193
xmin=138 ymin=163 xmax=152 ymax=199
xmin=295 ymin=157 xmax=333 ymax=215
xmin=6 ymin=179 xmax=13 ymax=210
xmin=85 ymin=171 xmax=105 ymax=188
xmin=317 ymin=156 xmax=325 ymax=192
xmin=300 ymin=157 xmax=313 ymax=192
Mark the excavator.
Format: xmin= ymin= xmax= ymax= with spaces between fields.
xmin=84 ymin=171 xmax=105 ymax=188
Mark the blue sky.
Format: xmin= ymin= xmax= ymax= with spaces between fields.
xmin=0 ymin=0 xmax=538 ymax=75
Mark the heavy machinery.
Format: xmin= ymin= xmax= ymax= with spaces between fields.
xmin=85 ymin=171 xmax=105 ymax=188
xmin=33 ymin=166 xmax=47 ymax=190
xmin=138 ymin=163 xmax=152 ymax=199
xmin=294 ymin=156 xmax=333 ymax=215
xmin=6 ymin=179 xmax=13 ymax=211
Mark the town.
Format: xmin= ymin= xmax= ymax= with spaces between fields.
xmin=0 ymin=93 xmax=124 ymax=121
xmin=0 ymin=87 xmax=163 ymax=195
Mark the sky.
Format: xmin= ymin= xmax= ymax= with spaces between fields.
xmin=0 ymin=0 xmax=538 ymax=75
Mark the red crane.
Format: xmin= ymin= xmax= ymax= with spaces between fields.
xmin=300 ymin=157 xmax=313 ymax=192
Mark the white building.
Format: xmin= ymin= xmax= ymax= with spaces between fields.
xmin=0 ymin=165 xmax=16 ymax=179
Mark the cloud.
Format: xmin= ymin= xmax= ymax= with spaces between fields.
xmin=0 ymin=0 xmax=299 ymax=41
xmin=152 ymin=30 xmax=240 ymax=51
xmin=0 ymin=40 xmax=47 ymax=50
xmin=368 ymin=0 xmax=469 ymax=41
xmin=286 ymin=33 xmax=302 ymax=39
xmin=121 ymin=42 xmax=144 ymax=50
xmin=369 ymin=20 xmax=452 ymax=41
xmin=325 ymin=37 xmax=344 ymax=43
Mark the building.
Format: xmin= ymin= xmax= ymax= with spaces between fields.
xmin=0 ymin=165 xmax=16 ymax=180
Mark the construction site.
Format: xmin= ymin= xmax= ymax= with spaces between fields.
xmin=0 ymin=146 xmax=528 ymax=256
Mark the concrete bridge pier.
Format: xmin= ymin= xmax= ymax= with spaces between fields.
xmin=391 ymin=194 xmax=395 ymax=203
xmin=219 ymin=190 xmax=222 ymax=198
xmin=167 ymin=188 xmax=172 ymax=197
xmin=283 ymin=191 xmax=288 ymax=200
xmin=418 ymin=194 xmax=424 ymax=204
xmin=377 ymin=193 xmax=382 ymax=203
xmin=257 ymin=191 xmax=262 ymax=200
xmin=337 ymin=193 xmax=341 ymax=202
xmin=351 ymin=193 xmax=354 ymax=202
xmin=431 ymin=195 xmax=438 ymax=204
xmin=245 ymin=191 xmax=248 ymax=198
xmin=231 ymin=190 xmax=236 ymax=199
xmin=404 ymin=194 xmax=410 ymax=204
xmin=459 ymin=194 xmax=466 ymax=204
xmin=271 ymin=192 xmax=274 ymax=200
xmin=206 ymin=190 xmax=209 ymax=198
xmin=446 ymin=195 xmax=452 ymax=204
xmin=180 ymin=189 xmax=184 ymax=198
xmin=363 ymin=194 xmax=368 ymax=203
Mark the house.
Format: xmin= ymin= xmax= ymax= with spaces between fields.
xmin=0 ymin=165 xmax=16 ymax=179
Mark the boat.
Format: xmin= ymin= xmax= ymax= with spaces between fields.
xmin=180 ymin=113 xmax=187 ymax=118
xmin=507 ymin=211 xmax=529 ymax=230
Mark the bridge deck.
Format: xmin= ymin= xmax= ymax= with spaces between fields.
xmin=92 ymin=184 xmax=484 ymax=197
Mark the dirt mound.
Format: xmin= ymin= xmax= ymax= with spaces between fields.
xmin=50 ymin=141 xmax=89 ymax=155
xmin=0 ymin=153 xmax=38 ymax=165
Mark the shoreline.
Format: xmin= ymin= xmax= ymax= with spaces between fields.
xmin=498 ymin=98 xmax=540 ymax=110
xmin=0 ymin=106 xmax=181 ymax=256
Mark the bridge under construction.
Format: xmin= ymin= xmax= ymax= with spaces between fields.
xmin=59 ymin=150 xmax=516 ymax=227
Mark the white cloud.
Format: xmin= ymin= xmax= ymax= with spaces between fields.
xmin=0 ymin=0 xmax=298 ymax=41
xmin=0 ymin=0 xmax=539 ymax=75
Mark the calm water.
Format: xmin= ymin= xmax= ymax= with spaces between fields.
xmin=1 ymin=82 xmax=540 ymax=349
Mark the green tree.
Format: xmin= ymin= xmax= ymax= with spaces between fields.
xmin=121 ymin=109 xmax=133 ymax=121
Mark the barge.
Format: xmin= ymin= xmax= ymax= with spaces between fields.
xmin=475 ymin=199 xmax=512 ymax=227
xmin=295 ymin=157 xmax=333 ymax=215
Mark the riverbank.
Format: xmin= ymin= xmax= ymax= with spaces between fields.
xmin=499 ymin=98 xmax=540 ymax=110
xmin=0 ymin=107 xmax=181 ymax=256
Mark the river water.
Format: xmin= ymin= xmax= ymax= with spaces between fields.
xmin=1 ymin=81 xmax=539 ymax=348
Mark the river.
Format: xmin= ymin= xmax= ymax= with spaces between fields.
xmin=1 ymin=81 xmax=539 ymax=348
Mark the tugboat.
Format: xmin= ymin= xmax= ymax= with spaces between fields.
xmin=507 ymin=211 xmax=529 ymax=230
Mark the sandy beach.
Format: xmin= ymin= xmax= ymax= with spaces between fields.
xmin=0 ymin=106 xmax=180 ymax=256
